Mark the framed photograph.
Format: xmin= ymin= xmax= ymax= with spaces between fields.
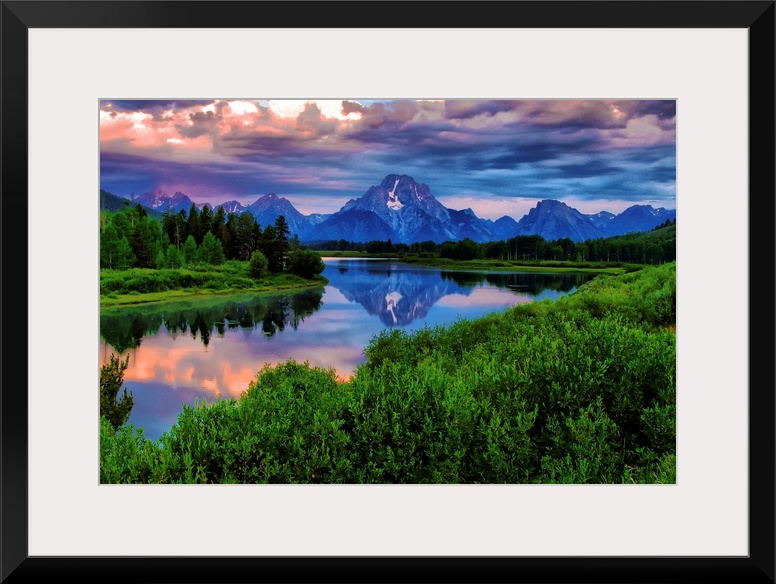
xmin=3 ymin=1 xmax=773 ymax=582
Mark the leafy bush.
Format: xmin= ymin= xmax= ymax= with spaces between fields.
xmin=249 ymin=251 xmax=269 ymax=280
xmin=100 ymin=418 xmax=158 ymax=483
xmin=287 ymin=250 xmax=325 ymax=279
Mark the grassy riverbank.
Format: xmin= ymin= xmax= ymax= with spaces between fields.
xmin=317 ymin=250 xmax=396 ymax=258
xmin=394 ymin=256 xmax=632 ymax=274
xmin=101 ymin=261 xmax=676 ymax=484
xmin=100 ymin=264 xmax=328 ymax=307
xmin=316 ymin=250 xmax=634 ymax=275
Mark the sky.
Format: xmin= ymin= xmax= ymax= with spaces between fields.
xmin=99 ymin=99 xmax=676 ymax=221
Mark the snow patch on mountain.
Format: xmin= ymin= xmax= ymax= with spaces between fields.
xmin=386 ymin=177 xmax=403 ymax=210
xmin=385 ymin=291 xmax=402 ymax=324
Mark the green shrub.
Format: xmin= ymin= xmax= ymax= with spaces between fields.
xmin=287 ymin=250 xmax=325 ymax=279
xmin=249 ymin=251 xmax=269 ymax=280
xmin=100 ymin=418 xmax=159 ymax=483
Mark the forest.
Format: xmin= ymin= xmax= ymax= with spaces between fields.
xmin=100 ymin=203 xmax=326 ymax=301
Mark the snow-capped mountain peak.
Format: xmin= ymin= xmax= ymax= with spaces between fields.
xmin=132 ymin=189 xmax=195 ymax=214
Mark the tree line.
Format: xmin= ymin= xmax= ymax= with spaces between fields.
xmin=100 ymin=203 xmax=323 ymax=280
xmin=313 ymin=219 xmax=676 ymax=265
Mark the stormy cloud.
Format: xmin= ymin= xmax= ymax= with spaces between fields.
xmin=100 ymin=99 xmax=676 ymax=218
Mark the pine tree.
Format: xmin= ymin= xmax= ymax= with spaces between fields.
xmin=182 ymin=235 xmax=199 ymax=265
xmin=199 ymin=231 xmax=226 ymax=265
xmin=236 ymin=213 xmax=257 ymax=260
xmin=224 ymin=212 xmax=239 ymax=259
xmin=273 ymin=216 xmax=291 ymax=270
xmin=162 ymin=210 xmax=187 ymax=248
xmin=115 ymin=236 xmax=136 ymax=270
xmin=100 ymin=354 xmax=134 ymax=431
xmin=260 ymin=224 xmax=283 ymax=273
xmin=186 ymin=204 xmax=200 ymax=245
xmin=212 ymin=206 xmax=227 ymax=246
xmin=100 ymin=223 xmax=120 ymax=269
xmin=198 ymin=205 xmax=213 ymax=245
xmin=129 ymin=216 xmax=163 ymax=268
xmin=111 ymin=210 xmax=133 ymax=240
xmin=164 ymin=244 xmax=185 ymax=268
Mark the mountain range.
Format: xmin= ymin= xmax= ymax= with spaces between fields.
xmin=107 ymin=174 xmax=676 ymax=243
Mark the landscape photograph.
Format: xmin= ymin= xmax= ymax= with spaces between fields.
xmin=99 ymin=98 xmax=676 ymax=484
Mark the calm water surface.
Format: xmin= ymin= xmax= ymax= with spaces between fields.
xmin=100 ymin=258 xmax=595 ymax=440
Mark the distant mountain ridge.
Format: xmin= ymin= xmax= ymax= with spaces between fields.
xmin=101 ymin=189 xmax=164 ymax=219
xmin=199 ymin=200 xmax=247 ymax=215
xmin=304 ymin=174 xmax=675 ymax=243
xmin=106 ymin=175 xmax=675 ymax=243
xmin=132 ymin=188 xmax=195 ymax=215
xmin=245 ymin=193 xmax=317 ymax=238
xmin=100 ymin=189 xmax=135 ymax=213
xmin=514 ymin=199 xmax=602 ymax=242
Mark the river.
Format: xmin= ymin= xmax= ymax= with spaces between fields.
xmin=99 ymin=258 xmax=595 ymax=440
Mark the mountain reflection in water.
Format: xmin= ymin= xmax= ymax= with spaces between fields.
xmin=324 ymin=258 xmax=588 ymax=327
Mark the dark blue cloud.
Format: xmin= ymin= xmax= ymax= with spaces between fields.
xmin=546 ymin=161 xmax=623 ymax=180
xmin=101 ymin=100 xmax=215 ymax=112
xmin=444 ymin=100 xmax=515 ymax=120
xmin=631 ymin=100 xmax=676 ymax=120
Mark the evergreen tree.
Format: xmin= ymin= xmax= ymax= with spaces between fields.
xmin=100 ymin=354 xmax=134 ymax=431
xmin=235 ymin=213 xmax=257 ymax=260
xmin=252 ymin=222 xmax=263 ymax=258
xmin=273 ymin=215 xmax=291 ymax=269
xmin=130 ymin=216 xmax=163 ymax=268
xmin=224 ymin=212 xmax=239 ymax=260
xmin=182 ymin=234 xmax=199 ymax=265
xmin=198 ymin=205 xmax=213 ymax=245
xmin=163 ymin=244 xmax=185 ymax=268
xmin=274 ymin=215 xmax=290 ymax=241
xmin=115 ymin=236 xmax=136 ymax=270
xmin=162 ymin=210 xmax=187 ymax=248
xmin=155 ymin=248 xmax=166 ymax=269
xmin=111 ymin=210 xmax=133 ymax=240
xmin=178 ymin=209 xmax=189 ymax=241
xmin=186 ymin=204 xmax=200 ymax=245
xmin=212 ymin=206 xmax=227 ymax=246
xmin=199 ymin=231 xmax=226 ymax=265
xmin=260 ymin=224 xmax=284 ymax=273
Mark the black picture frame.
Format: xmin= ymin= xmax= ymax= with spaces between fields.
xmin=2 ymin=2 xmax=773 ymax=583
